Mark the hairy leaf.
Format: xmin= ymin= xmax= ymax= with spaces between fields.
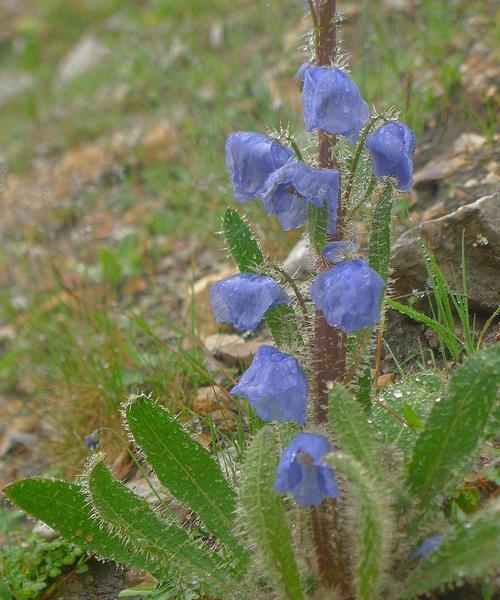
xmin=326 ymin=452 xmax=393 ymax=600
xmin=265 ymin=304 xmax=302 ymax=348
xmin=373 ymin=371 xmax=443 ymax=457
xmin=223 ymin=208 xmax=264 ymax=273
xmin=125 ymin=395 xmax=245 ymax=560
xmin=239 ymin=426 xmax=304 ymax=600
xmin=408 ymin=345 xmax=500 ymax=512
xmin=400 ymin=499 xmax=500 ymax=598
xmin=354 ymin=361 xmax=372 ymax=414
xmin=307 ymin=204 xmax=327 ymax=254
xmin=328 ymin=384 xmax=384 ymax=482
xmin=368 ymin=179 xmax=393 ymax=284
xmin=84 ymin=455 xmax=235 ymax=593
xmin=4 ymin=478 xmax=151 ymax=572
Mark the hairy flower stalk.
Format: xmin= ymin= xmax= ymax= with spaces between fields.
xmin=309 ymin=1 xmax=353 ymax=597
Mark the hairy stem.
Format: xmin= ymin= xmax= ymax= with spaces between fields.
xmin=309 ymin=2 xmax=352 ymax=598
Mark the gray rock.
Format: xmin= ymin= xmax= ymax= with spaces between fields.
xmin=391 ymin=193 xmax=499 ymax=313
xmin=0 ymin=72 xmax=34 ymax=107
xmin=33 ymin=521 xmax=59 ymax=540
xmin=55 ymin=36 xmax=109 ymax=86
xmin=283 ymin=237 xmax=315 ymax=276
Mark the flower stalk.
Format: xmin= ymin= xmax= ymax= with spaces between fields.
xmin=309 ymin=2 xmax=353 ymax=597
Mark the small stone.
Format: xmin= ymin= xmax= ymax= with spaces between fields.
xmin=203 ymin=333 xmax=242 ymax=353
xmin=139 ymin=122 xmax=180 ymax=163
xmin=376 ymin=373 xmax=396 ymax=390
xmin=33 ymin=521 xmax=59 ymax=540
xmin=55 ymin=36 xmax=109 ymax=86
xmin=283 ymin=238 xmax=315 ymax=276
xmin=208 ymin=21 xmax=224 ymax=48
xmin=185 ymin=267 xmax=234 ymax=338
xmin=392 ymin=193 xmax=499 ymax=313
xmin=217 ymin=338 xmax=269 ymax=367
xmin=0 ymin=431 xmax=37 ymax=458
xmin=193 ymin=386 xmax=224 ymax=415
xmin=424 ymin=327 xmax=441 ymax=349
xmin=0 ymin=72 xmax=34 ymax=108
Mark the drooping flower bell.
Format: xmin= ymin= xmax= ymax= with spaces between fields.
xmin=322 ymin=241 xmax=359 ymax=263
xmin=274 ymin=432 xmax=339 ymax=507
xmin=225 ymin=132 xmax=294 ymax=202
xmin=262 ymin=160 xmax=340 ymax=232
xmin=210 ymin=273 xmax=290 ymax=331
xmin=366 ymin=122 xmax=416 ymax=192
xmin=310 ymin=259 xmax=384 ymax=333
xmin=302 ymin=66 xmax=369 ymax=141
xmin=231 ymin=345 xmax=308 ymax=424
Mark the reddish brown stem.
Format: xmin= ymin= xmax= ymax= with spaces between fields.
xmin=309 ymin=2 xmax=353 ymax=598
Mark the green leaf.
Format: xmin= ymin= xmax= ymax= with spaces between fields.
xmin=265 ymin=304 xmax=302 ymax=348
xmin=0 ymin=580 xmax=12 ymax=600
xmin=239 ymin=426 xmax=304 ymax=600
xmin=368 ymin=180 xmax=393 ymax=284
xmin=3 ymin=478 xmax=150 ymax=572
xmin=408 ymin=345 xmax=500 ymax=513
xmin=373 ymin=371 xmax=443 ymax=457
xmin=402 ymin=403 xmax=423 ymax=429
xmin=223 ymin=208 xmax=264 ymax=273
xmin=84 ymin=455 xmax=234 ymax=593
xmin=400 ymin=499 xmax=500 ymax=599
xmin=354 ymin=361 xmax=372 ymax=414
xmin=125 ymin=395 xmax=245 ymax=560
xmin=325 ymin=452 xmax=393 ymax=600
xmin=307 ymin=204 xmax=327 ymax=254
xmin=328 ymin=384 xmax=384 ymax=482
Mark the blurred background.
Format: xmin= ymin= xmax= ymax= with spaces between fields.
xmin=0 ymin=0 xmax=497 ymax=493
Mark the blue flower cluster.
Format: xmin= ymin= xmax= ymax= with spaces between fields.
xmin=226 ymin=132 xmax=339 ymax=232
xmin=209 ymin=19 xmax=416 ymax=507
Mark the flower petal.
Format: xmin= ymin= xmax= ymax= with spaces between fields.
xmin=366 ymin=122 xmax=415 ymax=191
xmin=210 ymin=273 xmax=289 ymax=331
xmin=231 ymin=345 xmax=308 ymax=424
xmin=302 ymin=66 xmax=369 ymax=140
xmin=225 ymin=132 xmax=294 ymax=202
xmin=310 ymin=259 xmax=385 ymax=333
